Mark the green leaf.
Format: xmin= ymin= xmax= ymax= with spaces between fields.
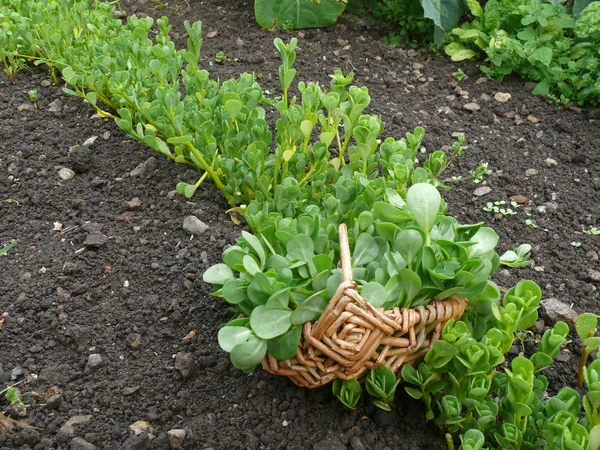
xmin=394 ymin=229 xmax=423 ymax=265
xmin=250 ymin=305 xmax=292 ymax=339
xmin=353 ymin=233 xmax=379 ymax=266
xmin=445 ymin=42 xmax=478 ymax=61
xmin=255 ymin=0 xmax=346 ymax=29
xmin=406 ymin=183 xmax=441 ymax=232
xmin=404 ymin=386 xmax=423 ymax=399
xmin=230 ymin=336 xmax=267 ymax=370
xmin=290 ymin=292 xmax=327 ymax=325
xmin=222 ymin=279 xmax=248 ymax=304
xmin=287 ymin=234 xmax=314 ymax=262
xmin=468 ymin=227 xmax=498 ymax=257
xmin=242 ymin=231 xmax=266 ymax=268
xmin=203 ymin=264 xmax=235 ymax=285
xmin=267 ymin=325 xmax=302 ymax=360
xmin=576 ymin=313 xmax=598 ymax=342
xmin=167 ymin=135 xmax=193 ymax=145
xmin=218 ymin=326 xmax=252 ymax=352
xmin=361 ymin=282 xmax=388 ymax=308
xmin=532 ymin=47 xmax=552 ymax=67
xmin=243 ymin=255 xmax=261 ymax=276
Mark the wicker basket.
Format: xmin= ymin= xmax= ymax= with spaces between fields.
xmin=261 ymin=223 xmax=468 ymax=388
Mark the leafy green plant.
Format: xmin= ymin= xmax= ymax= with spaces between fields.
xmin=572 ymin=241 xmax=583 ymax=248
xmin=27 ymin=89 xmax=38 ymax=109
xmin=453 ymin=68 xmax=465 ymax=81
xmin=499 ymin=243 xmax=532 ymax=268
xmin=332 ymin=379 xmax=362 ymax=409
xmin=214 ymin=51 xmax=225 ymax=63
xmin=577 ymin=313 xmax=600 ymax=387
xmin=366 ymin=366 xmax=401 ymax=410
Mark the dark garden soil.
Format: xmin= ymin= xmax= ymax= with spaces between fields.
xmin=1 ymin=0 xmax=599 ymax=449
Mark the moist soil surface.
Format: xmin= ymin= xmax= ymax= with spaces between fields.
xmin=1 ymin=0 xmax=599 ymax=449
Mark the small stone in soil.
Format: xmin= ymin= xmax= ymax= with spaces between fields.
xmin=125 ymin=197 xmax=142 ymax=210
xmin=588 ymin=269 xmax=600 ymax=282
xmin=85 ymin=353 xmax=103 ymax=372
xmin=60 ymin=415 xmax=92 ymax=435
xmin=539 ymin=298 xmax=578 ymax=326
xmin=167 ymin=429 xmax=186 ymax=450
xmin=527 ymin=115 xmax=539 ymax=124
xmin=91 ymin=177 xmax=108 ymax=188
xmin=174 ymin=352 xmax=196 ymax=379
xmin=18 ymin=103 xmax=36 ymax=112
xmin=473 ymin=186 xmax=492 ymax=197
xmin=183 ymin=216 xmax=209 ymax=235
xmin=545 ymin=158 xmax=558 ymax=168
xmin=70 ymin=437 xmax=98 ymax=450
xmin=46 ymin=394 xmax=63 ymax=409
xmin=462 ymin=102 xmax=480 ymax=112
xmin=556 ymin=352 xmax=571 ymax=363
xmin=123 ymin=386 xmax=140 ymax=396
xmin=510 ymin=195 xmax=527 ymax=204
xmin=83 ymin=234 xmax=106 ymax=248
xmin=571 ymin=154 xmax=587 ymax=164
xmin=58 ymin=167 xmax=75 ymax=180
xmin=6 ymin=403 xmax=27 ymax=418
xmin=130 ymin=156 xmax=158 ymax=178
xmin=47 ymin=99 xmax=62 ymax=112
xmin=127 ymin=333 xmax=142 ymax=350
xmin=129 ymin=420 xmax=152 ymax=436
xmin=525 ymin=169 xmax=538 ymax=177
xmin=40 ymin=80 xmax=52 ymax=87
xmin=494 ymin=92 xmax=511 ymax=103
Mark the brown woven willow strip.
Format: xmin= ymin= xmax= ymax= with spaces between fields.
xmin=262 ymin=223 xmax=468 ymax=388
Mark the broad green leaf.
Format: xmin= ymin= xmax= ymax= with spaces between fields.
xmin=266 ymin=288 xmax=290 ymax=310
xmin=218 ymin=326 xmax=252 ymax=352
xmin=255 ymin=0 xmax=346 ymax=29
xmin=361 ymin=282 xmax=388 ymax=308
xmin=230 ymin=336 xmax=267 ymax=370
xmin=445 ymin=42 xmax=478 ymax=61
xmin=250 ymin=305 xmax=292 ymax=339
xmin=203 ymin=264 xmax=235 ymax=285
xmin=222 ymin=279 xmax=247 ymax=304
xmin=290 ymin=292 xmax=327 ymax=325
xmin=287 ymin=234 xmax=314 ymax=262
xmin=400 ymin=268 xmax=422 ymax=305
xmin=406 ymin=183 xmax=441 ymax=232
xmin=353 ymin=233 xmax=379 ymax=266
xmin=468 ymin=227 xmax=499 ymax=257
xmin=242 ymin=231 xmax=266 ymax=268
xmin=267 ymin=325 xmax=302 ymax=360
xmin=243 ymin=255 xmax=261 ymax=276
xmin=394 ymin=229 xmax=423 ymax=265
xmin=576 ymin=313 xmax=598 ymax=342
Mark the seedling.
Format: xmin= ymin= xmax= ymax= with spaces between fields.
xmin=27 ymin=89 xmax=38 ymax=109
xmin=572 ymin=241 xmax=582 ymax=248
xmin=332 ymin=379 xmax=361 ymax=409
xmin=0 ymin=240 xmax=16 ymax=257
xmin=366 ymin=366 xmax=401 ymax=411
xmin=452 ymin=68 xmax=465 ymax=81
xmin=215 ymin=51 xmax=226 ymax=63
xmin=584 ymin=227 xmax=600 ymax=235
xmin=525 ymin=219 xmax=538 ymax=229
xmin=499 ymin=243 xmax=532 ymax=268
xmin=576 ymin=313 xmax=600 ymax=387
xmin=483 ymin=200 xmax=518 ymax=217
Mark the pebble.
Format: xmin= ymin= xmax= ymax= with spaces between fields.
xmin=40 ymin=80 xmax=52 ymax=87
xmin=47 ymin=99 xmax=62 ymax=112
xmin=130 ymin=421 xmax=153 ymax=435
xmin=532 ymin=319 xmax=545 ymax=335
xmin=473 ymin=186 xmax=492 ymax=197
xmin=167 ymin=429 xmax=186 ymax=449
xmin=85 ymin=354 xmax=103 ymax=372
xmin=6 ymin=403 xmax=27 ymax=418
xmin=539 ymin=298 xmax=578 ymax=326
xmin=70 ymin=437 xmax=98 ymax=450
xmin=183 ymin=216 xmax=209 ymax=235
xmin=174 ymin=352 xmax=196 ymax=379
xmin=556 ymin=352 xmax=571 ymax=363
xmin=123 ymin=386 xmax=140 ymax=396
xmin=525 ymin=169 xmax=538 ymax=177
xmin=83 ymin=234 xmax=106 ymax=248
xmin=125 ymin=197 xmax=142 ymax=210
xmin=151 ymin=262 xmax=160 ymax=270
xmin=462 ymin=102 xmax=480 ymax=112
xmin=479 ymin=93 xmax=491 ymax=102
xmin=127 ymin=333 xmax=142 ymax=350
xmin=18 ymin=103 xmax=36 ymax=112
xmin=58 ymin=167 xmax=75 ymax=180
xmin=130 ymin=157 xmax=158 ymax=178
xmin=510 ymin=195 xmax=527 ymax=204
xmin=586 ymin=251 xmax=599 ymax=262
xmin=91 ymin=177 xmax=108 ymax=188
xmin=527 ymin=115 xmax=539 ymax=124
xmin=588 ymin=270 xmax=600 ymax=282
xmin=46 ymin=394 xmax=63 ymax=409
xmin=545 ymin=158 xmax=558 ymax=168
xmin=60 ymin=415 xmax=92 ymax=435
xmin=113 ymin=10 xmax=127 ymax=19
xmin=494 ymin=92 xmax=511 ymax=103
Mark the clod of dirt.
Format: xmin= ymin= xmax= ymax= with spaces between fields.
xmin=85 ymin=353 xmax=103 ymax=372
xmin=126 ymin=333 xmax=142 ymax=350
xmin=47 ymin=99 xmax=62 ymax=112
xmin=59 ymin=415 xmax=92 ymax=436
xmin=69 ymin=145 xmax=93 ymax=173
xmin=83 ymin=234 xmax=107 ymax=248
xmin=46 ymin=394 xmax=63 ymax=410
xmin=17 ymin=103 xmax=35 ymax=112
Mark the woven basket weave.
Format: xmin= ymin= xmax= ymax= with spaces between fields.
xmin=261 ymin=223 xmax=468 ymax=388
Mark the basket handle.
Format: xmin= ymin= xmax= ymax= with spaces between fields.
xmin=338 ymin=224 xmax=352 ymax=282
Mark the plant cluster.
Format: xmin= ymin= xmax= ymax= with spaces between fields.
xmin=2 ymin=2 xmax=599 ymax=449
